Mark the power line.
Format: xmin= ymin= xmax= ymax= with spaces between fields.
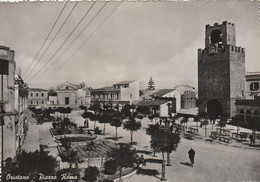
xmin=26 ymin=1 xmax=97 ymax=83
xmin=43 ymin=1 xmax=111 ymax=69
xmin=27 ymin=1 xmax=108 ymax=84
xmin=22 ymin=1 xmax=69 ymax=77
xmin=24 ymin=2 xmax=79 ymax=80
xmin=31 ymin=2 xmax=122 ymax=85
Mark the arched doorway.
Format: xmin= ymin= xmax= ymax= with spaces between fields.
xmin=207 ymin=99 xmax=222 ymax=119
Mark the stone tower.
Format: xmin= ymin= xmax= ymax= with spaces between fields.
xmin=198 ymin=21 xmax=245 ymax=118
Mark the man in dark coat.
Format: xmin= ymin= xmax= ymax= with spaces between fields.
xmin=188 ymin=148 xmax=195 ymax=167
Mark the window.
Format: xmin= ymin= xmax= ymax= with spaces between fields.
xmin=30 ymin=93 xmax=33 ymax=97
xmin=36 ymin=93 xmax=38 ymax=97
xmin=130 ymin=94 xmax=132 ymax=98
xmin=41 ymin=93 xmax=44 ymax=97
xmin=42 ymin=101 xmax=44 ymax=104
xmin=250 ymin=82 xmax=259 ymax=91
xmin=211 ymin=29 xmax=222 ymax=45
xmin=31 ymin=101 xmax=33 ymax=104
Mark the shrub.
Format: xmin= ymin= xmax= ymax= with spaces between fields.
xmin=83 ymin=166 xmax=99 ymax=181
xmin=104 ymin=160 xmax=117 ymax=175
xmin=94 ymin=127 xmax=102 ymax=134
xmin=79 ymin=105 xmax=87 ymax=110
xmin=52 ymin=122 xmax=57 ymax=129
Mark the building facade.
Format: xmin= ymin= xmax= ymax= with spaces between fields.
xmin=198 ymin=21 xmax=245 ymax=118
xmin=56 ymin=82 xmax=77 ymax=106
xmin=91 ymin=80 xmax=139 ymax=109
xmin=174 ymin=85 xmax=197 ymax=109
xmin=28 ymin=88 xmax=48 ymax=108
xmin=245 ymin=72 xmax=260 ymax=99
xmin=134 ymin=99 xmax=172 ymax=117
xmin=235 ymin=99 xmax=260 ymax=130
xmin=0 ymin=45 xmax=28 ymax=160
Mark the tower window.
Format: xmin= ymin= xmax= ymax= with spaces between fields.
xmin=250 ymin=82 xmax=259 ymax=91
xmin=211 ymin=29 xmax=222 ymax=45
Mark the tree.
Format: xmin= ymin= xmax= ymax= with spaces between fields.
xmin=148 ymin=114 xmax=156 ymax=124
xmin=99 ymin=113 xmax=112 ymax=134
xmin=59 ymin=149 xmax=80 ymax=169
xmin=107 ymin=144 xmax=138 ymax=182
xmin=82 ymin=111 xmax=95 ymax=128
xmin=180 ymin=116 xmax=189 ymax=129
xmin=231 ymin=115 xmax=243 ymax=137
xmin=89 ymin=103 xmax=102 ymax=128
xmin=48 ymin=87 xmax=57 ymax=96
xmin=121 ymin=104 xmax=131 ymax=118
xmin=218 ymin=113 xmax=228 ymax=141
xmin=123 ymin=117 xmax=142 ymax=143
xmin=63 ymin=107 xmax=72 ymax=118
xmin=150 ymin=128 xmax=181 ymax=181
xmin=104 ymin=160 xmax=117 ymax=175
xmin=3 ymin=150 xmax=58 ymax=179
xmin=147 ymin=77 xmax=155 ymax=90
xmin=146 ymin=123 xmax=160 ymax=156
xmin=83 ymin=166 xmax=99 ymax=181
xmin=110 ymin=116 xmax=123 ymax=140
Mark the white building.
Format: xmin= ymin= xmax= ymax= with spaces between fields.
xmin=91 ymin=80 xmax=139 ymax=109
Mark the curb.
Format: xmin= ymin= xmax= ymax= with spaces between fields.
xmin=113 ymin=165 xmax=141 ymax=182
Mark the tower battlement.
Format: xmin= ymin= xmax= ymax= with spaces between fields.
xmin=227 ymin=45 xmax=245 ymax=54
xmin=206 ymin=21 xmax=235 ymax=29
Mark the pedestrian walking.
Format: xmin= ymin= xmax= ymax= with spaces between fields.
xmin=249 ymin=134 xmax=255 ymax=146
xmin=188 ymin=148 xmax=195 ymax=167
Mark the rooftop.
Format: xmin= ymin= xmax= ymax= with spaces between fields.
xmin=152 ymin=89 xmax=176 ymax=97
xmin=29 ymin=88 xmax=48 ymax=92
xmin=113 ymin=80 xmax=136 ymax=85
xmin=91 ymin=86 xmax=120 ymax=92
xmin=134 ymin=99 xmax=171 ymax=106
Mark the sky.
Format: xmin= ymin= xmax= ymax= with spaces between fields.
xmin=0 ymin=0 xmax=259 ymax=90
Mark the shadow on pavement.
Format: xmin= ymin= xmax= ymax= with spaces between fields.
xmin=137 ymin=168 xmax=160 ymax=177
xmin=180 ymin=161 xmax=192 ymax=167
xmin=145 ymin=158 xmax=163 ymax=164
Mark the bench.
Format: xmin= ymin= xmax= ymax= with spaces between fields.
xmin=219 ymin=136 xmax=232 ymax=143
xmin=188 ymin=127 xmax=199 ymax=135
xmin=216 ymin=128 xmax=231 ymax=136
xmin=239 ymin=132 xmax=248 ymax=139
xmin=210 ymin=131 xmax=219 ymax=140
xmin=184 ymin=132 xmax=194 ymax=140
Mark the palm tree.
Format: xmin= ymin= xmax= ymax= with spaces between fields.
xmin=107 ymin=144 xmax=138 ymax=182
xmin=123 ymin=117 xmax=142 ymax=143
xmin=110 ymin=116 xmax=122 ymax=140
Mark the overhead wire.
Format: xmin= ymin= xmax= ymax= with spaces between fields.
xmin=28 ymin=1 xmax=110 ymax=84
xmin=26 ymin=1 xmax=98 ymax=83
xmin=30 ymin=2 xmax=122 ymax=86
xmin=22 ymin=1 xmax=69 ymax=77
xmin=24 ymin=1 xmax=79 ymax=80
